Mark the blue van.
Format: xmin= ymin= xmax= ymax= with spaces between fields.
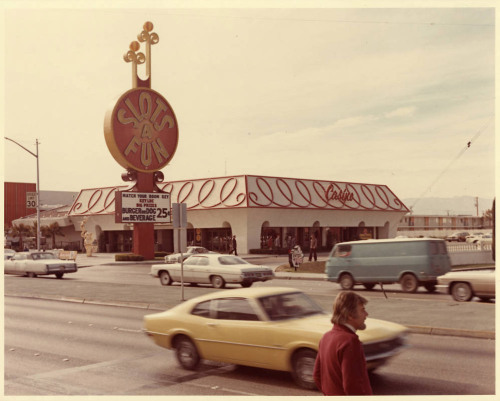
xmin=325 ymin=238 xmax=451 ymax=293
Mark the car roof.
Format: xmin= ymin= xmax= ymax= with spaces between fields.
xmin=182 ymin=287 xmax=302 ymax=303
xmin=189 ymin=253 xmax=231 ymax=259
xmin=337 ymin=238 xmax=444 ymax=245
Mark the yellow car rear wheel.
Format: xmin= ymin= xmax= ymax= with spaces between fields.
xmin=174 ymin=336 xmax=200 ymax=370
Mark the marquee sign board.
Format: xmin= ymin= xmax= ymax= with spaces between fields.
xmin=115 ymin=191 xmax=172 ymax=223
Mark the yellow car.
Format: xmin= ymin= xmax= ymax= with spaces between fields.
xmin=143 ymin=287 xmax=408 ymax=390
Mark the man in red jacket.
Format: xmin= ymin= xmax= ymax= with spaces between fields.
xmin=313 ymin=291 xmax=373 ymax=395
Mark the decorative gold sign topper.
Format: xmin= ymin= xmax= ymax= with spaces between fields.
xmin=104 ymin=22 xmax=179 ymax=173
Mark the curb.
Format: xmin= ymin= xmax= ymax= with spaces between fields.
xmin=6 ymin=293 xmax=495 ymax=340
xmin=405 ymin=325 xmax=495 ymax=339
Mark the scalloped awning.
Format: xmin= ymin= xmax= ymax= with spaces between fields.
xmin=68 ymin=175 xmax=408 ymax=217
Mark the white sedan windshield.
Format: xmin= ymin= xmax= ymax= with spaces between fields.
xmin=31 ymin=253 xmax=56 ymax=260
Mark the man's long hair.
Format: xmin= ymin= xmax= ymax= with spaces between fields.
xmin=331 ymin=291 xmax=368 ymax=325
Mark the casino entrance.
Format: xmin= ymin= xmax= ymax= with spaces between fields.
xmin=200 ymin=227 xmax=233 ymax=252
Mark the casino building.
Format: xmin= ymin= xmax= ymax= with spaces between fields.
xmin=12 ymin=174 xmax=409 ymax=254
xmin=8 ymin=24 xmax=409 ymax=256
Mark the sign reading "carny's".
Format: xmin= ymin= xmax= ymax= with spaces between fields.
xmin=115 ymin=191 xmax=172 ymax=223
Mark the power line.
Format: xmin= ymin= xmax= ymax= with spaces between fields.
xmin=410 ymin=116 xmax=493 ymax=211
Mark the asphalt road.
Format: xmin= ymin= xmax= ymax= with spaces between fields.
xmin=4 ymin=261 xmax=495 ymax=337
xmin=5 ymin=297 xmax=495 ymax=396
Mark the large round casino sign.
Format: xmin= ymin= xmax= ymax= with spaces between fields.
xmin=104 ymin=88 xmax=178 ymax=172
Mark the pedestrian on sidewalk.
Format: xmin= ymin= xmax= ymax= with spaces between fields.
xmin=287 ymin=235 xmax=296 ymax=268
xmin=309 ymin=233 xmax=317 ymax=262
xmin=291 ymin=245 xmax=303 ymax=271
xmin=313 ymin=291 xmax=373 ymax=396
xmin=230 ymin=235 xmax=238 ymax=256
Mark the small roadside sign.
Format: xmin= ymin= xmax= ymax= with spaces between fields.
xmin=26 ymin=192 xmax=37 ymax=208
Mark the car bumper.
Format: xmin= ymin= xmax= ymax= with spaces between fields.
xmin=47 ymin=265 xmax=78 ymax=274
xmin=364 ymin=335 xmax=409 ymax=369
xmin=435 ymin=284 xmax=449 ymax=294
xmin=242 ymin=274 xmax=275 ymax=283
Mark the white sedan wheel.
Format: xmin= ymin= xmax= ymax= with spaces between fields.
xmin=211 ymin=275 xmax=225 ymax=289
xmin=451 ymin=282 xmax=473 ymax=302
xmin=159 ymin=271 xmax=172 ymax=286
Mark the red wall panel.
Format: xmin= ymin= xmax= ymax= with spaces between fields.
xmin=4 ymin=182 xmax=36 ymax=227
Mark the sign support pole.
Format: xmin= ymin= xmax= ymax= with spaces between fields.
xmin=173 ymin=202 xmax=187 ymax=301
xmin=104 ymin=22 xmax=178 ymax=261
xmin=179 ymin=227 xmax=184 ymax=301
xmin=5 ymin=136 xmax=41 ymax=250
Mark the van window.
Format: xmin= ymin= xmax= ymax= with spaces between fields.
xmin=354 ymin=244 xmax=386 ymax=258
xmin=437 ymin=241 xmax=447 ymax=254
xmin=429 ymin=242 xmax=438 ymax=255
xmin=334 ymin=245 xmax=352 ymax=257
xmin=353 ymin=241 xmax=425 ymax=258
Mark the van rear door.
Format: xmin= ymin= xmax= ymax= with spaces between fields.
xmin=429 ymin=240 xmax=452 ymax=276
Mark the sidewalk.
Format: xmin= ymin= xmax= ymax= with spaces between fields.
xmin=10 ymin=252 xmax=495 ymax=340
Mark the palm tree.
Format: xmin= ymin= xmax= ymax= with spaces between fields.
xmin=32 ymin=221 xmax=41 ymax=249
xmin=41 ymin=222 xmax=65 ymax=249
xmin=11 ymin=223 xmax=33 ymax=251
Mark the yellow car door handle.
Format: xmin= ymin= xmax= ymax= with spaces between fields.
xmin=207 ymin=323 xmax=218 ymax=328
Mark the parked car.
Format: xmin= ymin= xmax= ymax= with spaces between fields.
xmin=4 ymin=252 xmax=78 ymax=279
xmin=143 ymin=287 xmax=408 ymax=390
xmin=446 ymin=232 xmax=469 ymax=242
xmin=164 ymin=246 xmax=214 ymax=264
xmin=437 ymin=268 xmax=495 ymax=302
xmin=325 ymin=238 xmax=451 ymax=293
xmin=151 ymin=254 xmax=275 ymax=288
xmin=4 ymin=249 xmax=16 ymax=260
xmin=465 ymin=232 xmax=486 ymax=243
xmin=477 ymin=233 xmax=493 ymax=245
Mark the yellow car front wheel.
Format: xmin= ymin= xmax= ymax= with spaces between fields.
xmin=291 ymin=349 xmax=317 ymax=390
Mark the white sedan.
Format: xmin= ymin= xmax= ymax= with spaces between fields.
xmin=465 ymin=232 xmax=485 ymax=243
xmin=164 ymin=246 xmax=215 ymax=264
xmin=4 ymin=252 xmax=78 ymax=279
xmin=437 ymin=268 xmax=495 ymax=302
xmin=4 ymin=249 xmax=16 ymax=260
xmin=151 ymin=254 xmax=275 ymax=288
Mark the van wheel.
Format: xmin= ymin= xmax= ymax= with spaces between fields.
xmin=27 ymin=272 xmax=37 ymax=278
xmin=339 ymin=273 xmax=354 ymax=290
xmin=363 ymin=283 xmax=375 ymax=290
xmin=400 ymin=273 xmax=418 ymax=293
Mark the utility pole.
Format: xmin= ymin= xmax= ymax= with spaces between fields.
xmin=4 ymin=137 xmax=41 ymax=250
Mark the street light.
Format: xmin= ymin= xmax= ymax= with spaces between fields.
xmin=5 ymin=137 xmax=41 ymax=251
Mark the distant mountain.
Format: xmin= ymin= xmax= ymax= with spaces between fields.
xmin=401 ymin=196 xmax=494 ymax=216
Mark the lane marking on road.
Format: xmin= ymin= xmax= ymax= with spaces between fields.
xmin=113 ymin=327 xmax=143 ymax=333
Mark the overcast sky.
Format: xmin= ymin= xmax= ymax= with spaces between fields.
xmin=2 ymin=3 xmax=496 ymax=202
